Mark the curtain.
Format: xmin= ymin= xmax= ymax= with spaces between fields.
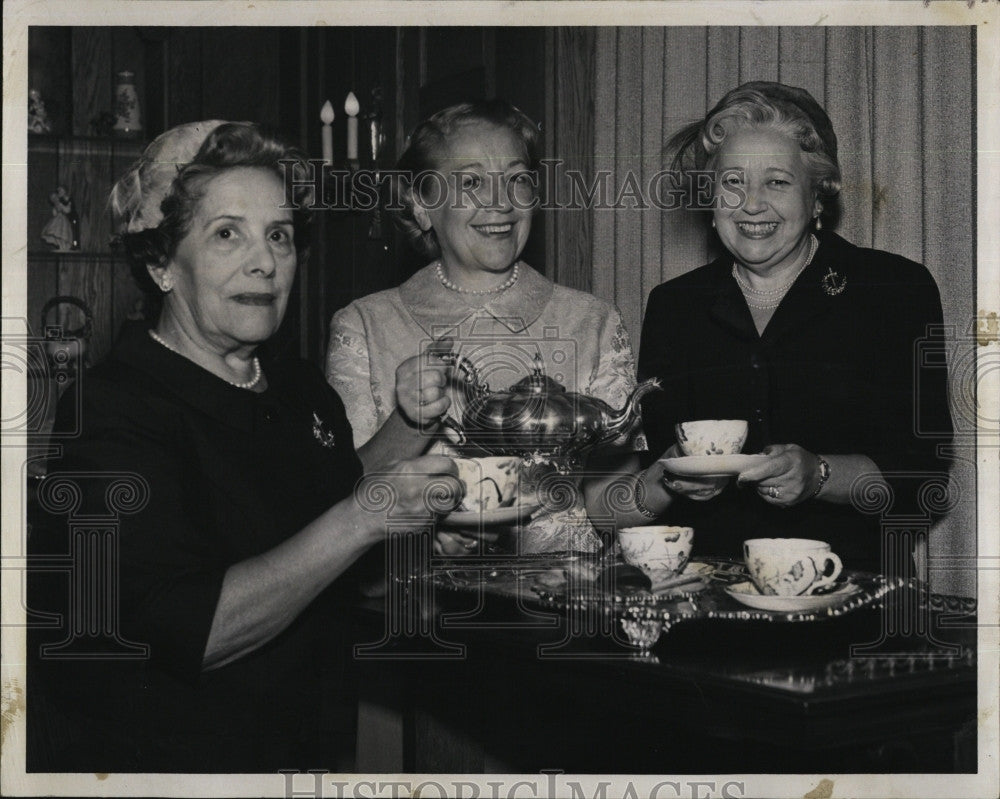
xmin=550 ymin=26 xmax=976 ymax=596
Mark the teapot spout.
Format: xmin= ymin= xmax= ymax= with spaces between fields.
xmin=601 ymin=378 xmax=662 ymax=442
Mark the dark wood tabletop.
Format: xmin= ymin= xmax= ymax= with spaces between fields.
xmin=347 ymin=561 xmax=978 ymax=775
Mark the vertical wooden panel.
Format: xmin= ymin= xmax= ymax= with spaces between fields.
xmin=705 ymin=28 xmax=740 ymax=110
xmin=921 ymin=27 xmax=974 ymax=308
xmin=201 ymin=29 xmax=280 ymax=128
xmin=27 ymin=258 xmax=60 ymax=336
xmin=870 ymin=27 xmax=923 ymax=263
xmin=552 ymin=27 xmax=595 ymax=293
xmin=922 ymin=26 xmax=976 ymax=600
xmin=638 ymin=25 xmax=666 ymax=351
xmin=59 ymin=139 xmax=114 ymax=252
xmin=825 ymin=27 xmax=874 ymax=246
xmin=777 ymin=27 xmax=827 ymax=103
xmin=57 ymin=258 xmax=114 ymax=367
xmin=591 ymin=28 xmax=617 ymax=301
xmin=612 ymin=28 xmax=644 ymax=339
xmin=662 ymin=27 xmax=712 ymax=286
xmin=739 ymin=27 xmax=780 ymax=84
xmin=71 ymin=29 xmax=113 ymax=136
xmin=166 ymin=28 xmax=202 ymax=127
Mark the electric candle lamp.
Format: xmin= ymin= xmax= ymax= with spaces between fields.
xmin=345 ymin=91 xmax=360 ymax=161
xmin=320 ymin=100 xmax=335 ymax=165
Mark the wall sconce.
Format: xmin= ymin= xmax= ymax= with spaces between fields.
xmin=317 ymin=89 xmax=388 ymax=242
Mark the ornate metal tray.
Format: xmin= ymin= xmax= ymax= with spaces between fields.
xmin=421 ymin=554 xmax=908 ymax=652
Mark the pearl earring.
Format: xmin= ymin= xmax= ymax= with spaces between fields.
xmin=711 ymin=218 xmax=716 ymax=228
xmin=814 ymin=216 xmax=822 ymax=231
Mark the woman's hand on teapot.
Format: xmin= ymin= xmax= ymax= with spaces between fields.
xmin=396 ymin=337 xmax=454 ymax=428
xmin=660 ymin=444 xmax=729 ymax=501
xmin=736 ymin=443 xmax=821 ymax=507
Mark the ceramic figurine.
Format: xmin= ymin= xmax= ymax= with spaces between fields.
xmin=28 ymin=89 xmax=52 ymax=134
xmin=41 ymin=187 xmax=79 ymax=252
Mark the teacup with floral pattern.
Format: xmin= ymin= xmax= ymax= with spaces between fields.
xmin=743 ymin=538 xmax=844 ymax=596
xmin=675 ymin=419 xmax=748 ymax=456
xmin=618 ymin=526 xmax=694 ymax=578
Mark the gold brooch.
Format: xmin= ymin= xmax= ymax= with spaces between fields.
xmin=821 ymin=268 xmax=847 ymax=296
xmin=312 ymin=413 xmax=336 ymax=448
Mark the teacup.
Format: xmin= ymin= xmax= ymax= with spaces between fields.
xmin=453 ymin=456 xmax=522 ymax=512
xmin=675 ymin=419 xmax=748 ymax=456
xmin=743 ymin=538 xmax=844 ymax=596
xmin=618 ymin=526 xmax=694 ymax=578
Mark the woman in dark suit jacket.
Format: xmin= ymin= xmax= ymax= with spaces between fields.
xmin=636 ymin=82 xmax=953 ymax=573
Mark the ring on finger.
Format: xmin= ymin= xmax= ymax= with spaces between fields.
xmin=765 ymin=485 xmax=780 ymax=499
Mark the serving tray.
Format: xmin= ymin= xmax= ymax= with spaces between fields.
xmin=420 ymin=554 xmax=907 ymax=651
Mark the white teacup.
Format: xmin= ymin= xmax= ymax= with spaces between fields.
xmin=675 ymin=419 xmax=748 ymax=456
xmin=618 ymin=526 xmax=694 ymax=578
xmin=453 ymin=457 xmax=522 ymax=512
xmin=743 ymin=538 xmax=844 ymax=596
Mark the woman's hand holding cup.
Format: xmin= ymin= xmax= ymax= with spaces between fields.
xmin=395 ymin=337 xmax=454 ymax=429
xmin=736 ymin=443 xmax=822 ymax=507
xmin=371 ymin=454 xmax=465 ymax=523
xmin=660 ymin=417 xmax=750 ymax=502
xmin=660 ymin=443 xmax=729 ymax=501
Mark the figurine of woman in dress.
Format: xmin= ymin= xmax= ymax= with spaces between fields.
xmin=40 ymin=186 xmax=76 ymax=251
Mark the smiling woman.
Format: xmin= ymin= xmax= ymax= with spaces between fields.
xmin=326 ymin=99 xmax=663 ymax=555
xmin=636 ymin=82 xmax=954 ymax=573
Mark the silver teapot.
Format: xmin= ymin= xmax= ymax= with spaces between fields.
xmin=439 ymin=353 xmax=660 ymax=460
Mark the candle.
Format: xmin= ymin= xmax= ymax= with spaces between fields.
xmin=345 ymin=91 xmax=360 ymax=161
xmin=320 ymin=100 xmax=335 ymax=165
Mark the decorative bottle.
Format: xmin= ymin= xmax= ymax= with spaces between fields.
xmin=113 ymin=71 xmax=142 ymax=137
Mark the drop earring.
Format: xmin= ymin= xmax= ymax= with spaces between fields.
xmin=814 ymin=216 xmax=822 ymax=231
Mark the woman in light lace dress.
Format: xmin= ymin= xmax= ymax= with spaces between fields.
xmin=327 ymin=99 xmax=669 ymax=554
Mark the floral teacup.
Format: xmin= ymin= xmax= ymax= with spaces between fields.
xmin=618 ymin=526 xmax=694 ymax=578
xmin=675 ymin=419 xmax=748 ymax=456
xmin=453 ymin=457 xmax=522 ymax=512
xmin=743 ymin=538 xmax=843 ymax=596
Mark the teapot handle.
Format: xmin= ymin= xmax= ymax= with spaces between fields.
xmin=439 ymin=415 xmax=467 ymax=445
xmin=438 ymin=351 xmax=489 ymax=395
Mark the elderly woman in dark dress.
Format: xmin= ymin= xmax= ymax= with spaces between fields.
xmin=635 ymin=82 xmax=953 ymax=573
xmin=28 ymin=121 xmax=461 ymax=772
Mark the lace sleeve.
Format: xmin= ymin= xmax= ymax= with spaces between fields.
xmin=588 ymin=307 xmax=646 ymax=451
xmin=325 ymin=305 xmax=381 ymax=449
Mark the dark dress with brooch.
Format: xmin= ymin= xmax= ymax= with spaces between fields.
xmin=28 ymin=325 xmax=363 ymax=772
xmin=638 ymin=231 xmax=953 ymax=573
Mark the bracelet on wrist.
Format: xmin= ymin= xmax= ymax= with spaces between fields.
xmin=812 ymin=455 xmax=831 ymax=498
xmin=633 ymin=475 xmax=661 ymax=520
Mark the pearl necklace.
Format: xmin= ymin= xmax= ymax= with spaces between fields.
xmin=733 ymin=235 xmax=819 ymax=309
xmin=436 ymin=262 xmax=519 ymax=295
xmin=148 ymin=329 xmax=263 ymax=390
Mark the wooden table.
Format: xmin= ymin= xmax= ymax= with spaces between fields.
xmin=348 ymin=561 xmax=977 ymax=775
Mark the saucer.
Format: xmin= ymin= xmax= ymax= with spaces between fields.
xmin=724 ymin=580 xmax=860 ymax=612
xmin=659 ymin=454 xmax=768 ymax=477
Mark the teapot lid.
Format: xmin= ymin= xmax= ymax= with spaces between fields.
xmin=510 ymin=364 xmax=566 ymax=395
